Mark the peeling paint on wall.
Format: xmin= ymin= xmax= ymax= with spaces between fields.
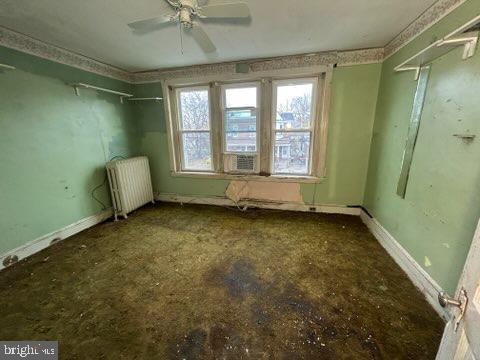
xmin=424 ymin=256 xmax=432 ymax=268
xmin=225 ymin=181 xmax=303 ymax=204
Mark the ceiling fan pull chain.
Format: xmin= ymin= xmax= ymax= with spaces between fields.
xmin=179 ymin=22 xmax=184 ymax=55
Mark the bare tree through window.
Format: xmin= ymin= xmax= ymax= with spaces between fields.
xmin=178 ymin=88 xmax=212 ymax=171
xmin=274 ymin=81 xmax=315 ymax=174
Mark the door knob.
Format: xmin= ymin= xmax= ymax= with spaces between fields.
xmin=438 ymin=289 xmax=468 ymax=332
xmin=438 ymin=291 xmax=462 ymax=308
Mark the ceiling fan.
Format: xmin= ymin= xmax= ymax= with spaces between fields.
xmin=128 ymin=0 xmax=251 ymax=54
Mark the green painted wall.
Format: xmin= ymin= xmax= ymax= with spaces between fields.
xmin=6 ymin=1 xmax=476 ymax=297
xmin=364 ymin=0 xmax=480 ymax=294
xmin=0 ymin=46 xmax=140 ymax=255
xmin=135 ymin=63 xmax=382 ymax=205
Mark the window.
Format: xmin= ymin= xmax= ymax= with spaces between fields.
xmin=167 ymin=72 xmax=328 ymax=180
xmin=272 ymin=78 xmax=317 ymax=175
xmin=222 ymin=83 xmax=259 ymax=153
xmin=176 ymin=87 xmax=213 ymax=171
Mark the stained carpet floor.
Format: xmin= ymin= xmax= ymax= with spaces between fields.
xmin=0 ymin=203 xmax=444 ymax=359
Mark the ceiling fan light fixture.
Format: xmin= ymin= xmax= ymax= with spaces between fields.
xmin=127 ymin=0 xmax=251 ymax=54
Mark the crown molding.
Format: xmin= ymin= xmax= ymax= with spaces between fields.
xmin=0 ymin=0 xmax=468 ymax=82
xmin=0 ymin=26 xmax=133 ymax=82
xmin=384 ymin=0 xmax=467 ymax=59
xmin=0 ymin=25 xmax=382 ymax=84
xmin=131 ymin=48 xmax=384 ymax=83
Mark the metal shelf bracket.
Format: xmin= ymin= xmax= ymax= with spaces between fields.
xmin=394 ymin=15 xmax=480 ymax=80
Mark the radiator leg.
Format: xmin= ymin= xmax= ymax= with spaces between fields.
xmin=151 ymin=199 xmax=155 ymax=204
xmin=114 ymin=213 xmax=118 ymax=222
xmin=123 ymin=214 xmax=128 ymax=220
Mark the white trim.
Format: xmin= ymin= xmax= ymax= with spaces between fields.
xmin=0 ymin=208 xmax=113 ymax=271
xmin=175 ymin=85 xmax=214 ymax=172
xmin=0 ymin=26 xmax=133 ymax=82
xmin=0 ymin=195 xmax=447 ymax=321
xmin=0 ymin=0 xmax=470 ymax=82
xmin=170 ymin=171 xmax=324 ymax=183
xmin=384 ymin=0 xmax=468 ymax=59
xmin=165 ymin=70 xmax=331 ymax=180
xmin=360 ymin=210 xmax=449 ymax=320
xmin=271 ymin=77 xmax=318 ymax=176
xmin=156 ymin=193 xmax=361 ymax=215
xmin=0 ymin=24 xmax=382 ymax=83
xmin=133 ymin=49 xmax=383 ymax=83
xmin=221 ymin=81 xmax=261 ymax=157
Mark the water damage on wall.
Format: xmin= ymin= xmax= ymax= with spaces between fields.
xmin=225 ymin=180 xmax=304 ymax=204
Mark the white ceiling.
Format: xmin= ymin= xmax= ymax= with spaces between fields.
xmin=0 ymin=0 xmax=437 ymax=72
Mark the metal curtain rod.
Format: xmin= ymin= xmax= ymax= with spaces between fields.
xmin=127 ymin=97 xmax=163 ymax=102
xmin=0 ymin=63 xmax=16 ymax=71
xmin=71 ymin=83 xmax=133 ymax=102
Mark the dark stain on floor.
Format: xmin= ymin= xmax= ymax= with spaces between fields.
xmin=0 ymin=203 xmax=444 ymax=359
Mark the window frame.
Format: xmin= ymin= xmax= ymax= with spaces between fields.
xmin=174 ymin=85 xmax=214 ymax=172
xmin=164 ymin=66 xmax=332 ymax=183
xmin=221 ymin=81 xmax=261 ymax=156
xmin=271 ymin=77 xmax=318 ymax=176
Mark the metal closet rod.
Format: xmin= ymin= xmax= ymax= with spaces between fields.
xmin=0 ymin=63 xmax=16 ymax=70
xmin=72 ymin=83 xmax=133 ymax=98
xmin=127 ymin=97 xmax=163 ymax=102
xmin=71 ymin=83 xmax=162 ymax=103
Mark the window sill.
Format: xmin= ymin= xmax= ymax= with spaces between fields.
xmin=171 ymin=171 xmax=325 ymax=183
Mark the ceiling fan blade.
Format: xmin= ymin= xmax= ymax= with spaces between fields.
xmin=200 ymin=3 xmax=250 ymax=18
xmin=189 ymin=24 xmax=216 ymax=53
xmin=128 ymin=16 xmax=175 ymax=34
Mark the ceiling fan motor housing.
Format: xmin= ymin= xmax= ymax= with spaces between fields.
xmin=178 ymin=0 xmax=197 ymax=27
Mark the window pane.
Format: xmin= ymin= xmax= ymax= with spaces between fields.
xmin=273 ymin=132 xmax=311 ymax=174
xmin=225 ymin=108 xmax=256 ymax=132
xmin=179 ymin=89 xmax=210 ymax=130
xmin=275 ymin=83 xmax=313 ymax=130
xmin=182 ymin=132 xmax=212 ymax=171
xmin=225 ymin=87 xmax=257 ymax=108
xmin=226 ymin=132 xmax=257 ymax=152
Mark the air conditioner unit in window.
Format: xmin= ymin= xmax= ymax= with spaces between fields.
xmin=224 ymin=153 xmax=258 ymax=174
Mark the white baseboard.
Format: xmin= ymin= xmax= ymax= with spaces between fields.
xmin=0 ymin=208 xmax=113 ymax=271
xmin=0 ymin=197 xmax=445 ymax=320
xmin=360 ymin=210 xmax=448 ymax=320
xmin=155 ymin=193 xmax=361 ymax=216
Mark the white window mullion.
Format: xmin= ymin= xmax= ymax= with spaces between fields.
xmin=166 ymin=70 xmax=330 ymax=179
xmin=209 ymin=82 xmax=223 ymax=172
xmin=259 ymin=79 xmax=272 ymax=174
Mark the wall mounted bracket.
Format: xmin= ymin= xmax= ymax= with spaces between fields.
xmin=395 ymin=15 xmax=480 ymax=80
xmin=71 ymin=83 xmax=133 ymax=103
xmin=394 ymin=15 xmax=480 ymax=198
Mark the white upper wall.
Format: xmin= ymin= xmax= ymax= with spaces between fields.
xmin=0 ymin=0 xmax=437 ymax=72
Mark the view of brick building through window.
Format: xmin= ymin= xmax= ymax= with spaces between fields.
xmin=177 ymin=79 xmax=315 ymax=174
xmin=273 ymin=82 xmax=314 ymax=175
